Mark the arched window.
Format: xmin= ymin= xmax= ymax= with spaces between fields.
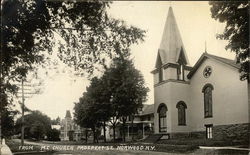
xmin=157 ymin=103 xmax=167 ymax=132
xmin=176 ymin=101 xmax=187 ymax=125
xmin=202 ymin=84 xmax=214 ymax=118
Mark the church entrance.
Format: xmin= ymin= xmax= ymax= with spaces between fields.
xmin=158 ymin=103 xmax=167 ymax=133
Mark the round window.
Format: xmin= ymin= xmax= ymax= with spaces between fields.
xmin=203 ymin=66 xmax=212 ymax=78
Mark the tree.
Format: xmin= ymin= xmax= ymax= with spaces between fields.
xmin=30 ymin=121 xmax=46 ymax=140
xmin=47 ymin=128 xmax=60 ymax=141
xmin=51 ymin=117 xmax=61 ymax=125
xmin=102 ymin=57 xmax=149 ymax=142
xmin=209 ymin=2 xmax=249 ymax=81
xmin=74 ymin=93 xmax=100 ymax=143
xmin=1 ymin=0 xmax=145 ymax=142
xmin=75 ymin=56 xmax=148 ymax=143
xmin=1 ymin=0 xmax=145 ymax=87
xmin=86 ymin=77 xmax=112 ymax=142
xmin=15 ymin=110 xmax=51 ymax=140
xmin=1 ymin=108 xmax=18 ymax=138
xmin=209 ymin=3 xmax=250 ymax=135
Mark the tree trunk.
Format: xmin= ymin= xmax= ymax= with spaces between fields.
xmin=103 ymin=121 xmax=106 ymax=143
xmin=113 ymin=123 xmax=116 ymax=142
xmin=0 ymin=112 xmax=1 ymax=145
xmin=122 ymin=117 xmax=126 ymax=142
xmin=92 ymin=127 xmax=95 ymax=143
xmin=96 ymin=128 xmax=99 ymax=143
xmin=131 ymin=114 xmax=134 ymax=141
xmin=85 ymin=129 xmax=88 ymax=143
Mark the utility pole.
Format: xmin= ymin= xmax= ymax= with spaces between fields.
xmin=16 ymin=76 xmax=43 ymax=146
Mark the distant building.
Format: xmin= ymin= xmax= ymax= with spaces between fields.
xmin=51 ymin=125 xmax=61 ymax=130
xmin=60 ymin=110 xmax=83 ymax=141
xmin=105 ymin=104 xmax=154 ymax=141
xmin=126 ymin=104 xmax=154 ymax=139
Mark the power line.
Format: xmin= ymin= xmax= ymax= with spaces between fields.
xmin=15 ymin=78 xmax=43 ymax=146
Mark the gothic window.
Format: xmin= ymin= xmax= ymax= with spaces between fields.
xmin=176 ymin=101 xmax=187 ymax=125
xmin=158 ymin=104 xmax=167 ymax=132
xmin=202 ymin=84 xmax=214 ymax=118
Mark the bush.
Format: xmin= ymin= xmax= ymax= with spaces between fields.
xmin=47 ymin=129 xmax=60 ymax=141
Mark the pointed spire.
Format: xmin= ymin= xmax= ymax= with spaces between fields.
xmin=65 ymin=110 xmax=71 ymax=118
xmin=158 ymin=7 xmax=189 ymax=65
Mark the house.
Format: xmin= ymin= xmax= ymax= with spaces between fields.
xmin=51 ymin=125 xmax=61 ymax=130
xmin=104 ymin=104 xmax=154 ymax=141
xmin=60 ymin=110 xmax=84 ymax=141
xmin=152 ymin=6 xmax=249 ymax=142
xmin=126 ymin=104 xmax=154 ymax=139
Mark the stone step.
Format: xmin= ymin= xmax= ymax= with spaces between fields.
xmin=143 ymin=134 xmax=164 ymax=143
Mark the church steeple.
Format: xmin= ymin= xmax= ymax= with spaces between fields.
xmin=157 ymin=7 xmax=189 ymax=66
xmin=65 ymin=110 xmax=72 ymax=118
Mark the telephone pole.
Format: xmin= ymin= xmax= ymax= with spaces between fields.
xmin=16 ymin=77 xmax=43 ymax=146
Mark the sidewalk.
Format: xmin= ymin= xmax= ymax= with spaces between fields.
xmin=199 ymin=146 xmax=250 ymax=151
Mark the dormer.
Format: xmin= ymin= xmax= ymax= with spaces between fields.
xmin=176 ymin=47 xmax=188 ymax=81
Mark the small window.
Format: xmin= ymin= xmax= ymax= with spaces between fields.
xmin=177 ymin=64 xmax=185 ymax=81
xmin=157 ymin=55 xmax=163 ymax=83
xmin=205 ymin=124 xmax=213 ymax=139
xmin=159 ymin=67 xmax=163 ymax=82
xmin=148 ymin=115 xmax=151 ymax=121
xmin=176 ymin=101 xmax=187 ymax=125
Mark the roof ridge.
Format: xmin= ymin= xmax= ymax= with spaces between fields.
xmin=205 ymin=53 xmax=236 ymax=62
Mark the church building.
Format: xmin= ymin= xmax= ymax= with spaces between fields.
xmin=60 ymin=110 xmax=83 ymax=141
xmin=152 ymin=7 xmax=249 ymax=142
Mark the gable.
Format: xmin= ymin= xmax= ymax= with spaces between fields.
xmin=176 ymin=47 xmax=188 ymax=65
xmin=155 ymin=49 xmax=165 ymax=68
xmin=187 ymin=53 xmax=239 ymax=79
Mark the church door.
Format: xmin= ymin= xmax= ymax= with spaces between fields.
xmin=158 ymin=105 xmax=167 ymax=132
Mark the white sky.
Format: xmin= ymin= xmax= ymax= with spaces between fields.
xmin=19 ymin=1 xmax=234 ymax=120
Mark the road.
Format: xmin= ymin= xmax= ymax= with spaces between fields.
xmin=12 ymin=139 xmax=195 ymax=155
xmin=12 ymin=139 xmax=249 ymax=155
